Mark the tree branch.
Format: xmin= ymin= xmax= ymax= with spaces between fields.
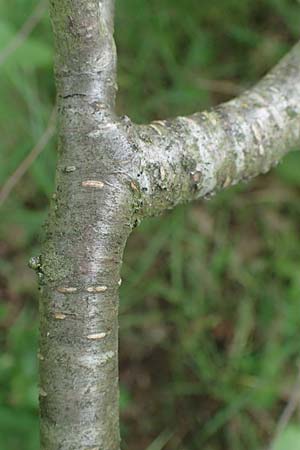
xmin=132 ymin=42 xmax=300 ymax=217
xmin=49 ymin=0 xmax=117 ymax=107
xmin=42 ymin=1 xmax=300 ymax=447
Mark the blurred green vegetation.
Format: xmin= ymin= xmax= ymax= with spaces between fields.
xmin=1 ymin=1 xmax=300 ymax=449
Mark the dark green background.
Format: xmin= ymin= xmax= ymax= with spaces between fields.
xmin=1 ymin=1 xmax=300 ymax=449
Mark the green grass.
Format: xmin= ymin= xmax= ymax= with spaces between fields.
xmin=1 ymin=1 xmax=300 ymax=449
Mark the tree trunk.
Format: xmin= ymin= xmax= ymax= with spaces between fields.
xmin=39 ymin=1 xmax=133 ymax=448
xmin=37 ymin=0 xmax=300 ymax=448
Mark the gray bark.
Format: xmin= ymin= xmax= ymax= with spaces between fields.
xmin=134 ymin=43 xmax=300 ymax=216
xmin=36 ymin=0 xmax=300 ymax=449
xmin=39 ymin=1 xmax=133 ymax=449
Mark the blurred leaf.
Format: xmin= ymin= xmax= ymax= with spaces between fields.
xmin=0 ymin=21 xmax=52 ymax=70
xmin=273 ymin=426 xmax=300 ymax=450
xmin=276 ymin=151 xmax=300 ymax=187
xmin=120 ymin=384 xmax=132 ymax=410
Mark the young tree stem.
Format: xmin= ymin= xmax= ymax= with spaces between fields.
xmin=40 ymin=1 xmax=300 ymax=448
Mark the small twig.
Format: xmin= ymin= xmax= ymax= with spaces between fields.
xmin=0 ymin=0 xmax=47 ymax=66
xmin=0 ymin=107 xmax=56 ymax=206
xmin=268 ymin=365 xmax=300 ymax=450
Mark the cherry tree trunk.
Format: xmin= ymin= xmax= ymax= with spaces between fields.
xmin=37 ymin=1 xmax=300 ymax=448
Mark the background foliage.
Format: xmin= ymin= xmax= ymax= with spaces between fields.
xmin=1 ymin=1 xmax=300 ymax=449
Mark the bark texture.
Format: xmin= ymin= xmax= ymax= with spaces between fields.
xmin=133 ymin=42 xmax=300 ymax=217
xmin=39 ymin=1 xmax=300 ymax=449
xmin=39 ymin=1 xmax=136 ymax=449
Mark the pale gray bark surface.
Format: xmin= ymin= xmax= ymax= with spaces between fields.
xmin=134 ymin=43 xmax=300 ymax=216
xmin=39 ymin=1 xmax=134 ymax=449
xmin=37 ymin=1 xmax=300 ymax=449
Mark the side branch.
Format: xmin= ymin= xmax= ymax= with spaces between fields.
xmin=133 ymin=41 xmax=300 ymax=216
